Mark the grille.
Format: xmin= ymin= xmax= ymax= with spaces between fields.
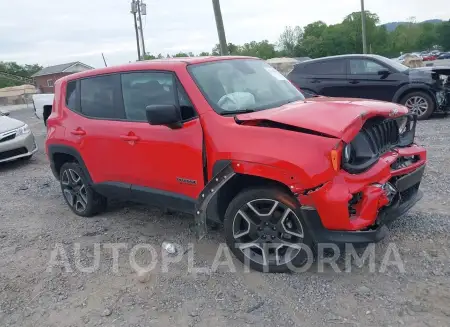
xmin=361 ymin=120 xmax=399 ymax=155
xmin=0 ymin=133 xmax=16 ymax=143
xmin=0 ymin=147 xmax=27 ymax=160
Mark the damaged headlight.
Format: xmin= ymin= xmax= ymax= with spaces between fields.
xmin=342 ymin=116 xmax=416 ymax=174
xmin=395 ymin=115 xmax=416 ymax=147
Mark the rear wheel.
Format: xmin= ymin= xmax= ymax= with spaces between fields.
xmin=400 ymin=91 xmax=434 ymax=120
xmin=224 ymin=187 xmax=313 ymax=273
xmin=59 ymin=162 xmax=106 ymax=217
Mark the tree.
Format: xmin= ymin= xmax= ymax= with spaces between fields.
xmin=0 ymin=62 xmax=42 ymax=88
xmin=199 ymin=51 xmax=211 ymax=56
xmin=238 ymin=40 xmax=277 ymax=59
xmin=278 ymin=26 xmax=304 ymax=56
xmin=437 ymin=20 xmax=450 ymax=50
xmin=212 ymin=43 xmax=239 ymax=55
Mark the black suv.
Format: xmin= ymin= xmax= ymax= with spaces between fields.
xmin=287 ymin=54 xmax=450 ymax=120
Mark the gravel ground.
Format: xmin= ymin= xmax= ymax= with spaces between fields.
xmin=1 ymin=109 xmax=449 ymax=327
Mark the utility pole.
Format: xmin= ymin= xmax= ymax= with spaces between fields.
xmin=136 ymin=0 xmax=147 ymax=58
xmin=131 ymin=0 xmax=141 ymax=60
xmin=212 ymin=0 xmax=228 ymax=55
xmin=360 ymin=0 xmax=368 ymax=54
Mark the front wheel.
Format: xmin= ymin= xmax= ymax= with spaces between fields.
xmin=224 ymin=187 xmax=313 ymax=273
xmin=400 ymin=91 xmax=435 ymax=120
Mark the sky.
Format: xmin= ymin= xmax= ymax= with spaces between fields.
xmin=0 ymin=0 xmax=448 ymax=68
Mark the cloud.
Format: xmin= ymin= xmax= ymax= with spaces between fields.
xmin=0 ymin=0 xmax=447 ymax=68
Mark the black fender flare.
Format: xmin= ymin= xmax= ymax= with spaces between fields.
xmin=47 ymin=144 xmax=93 ymax=184
xmin=195 ymin=163 xmax=236 ymax=240
xmin=392 ymin=84 xmax=436 ymax=104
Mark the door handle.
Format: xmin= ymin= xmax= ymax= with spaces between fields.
xmin=311 ymin=79 xmax=321 ymax=84
xmin=120 ymin=135 xmax=140 ymax=142
xmin=349 ymin=80 xmax=360 ymax=84
xmin=71 ymin=128 xmax=86 ymax=136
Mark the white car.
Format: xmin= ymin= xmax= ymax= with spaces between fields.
xmin=32 ymin=93 xmax=54 ymax=125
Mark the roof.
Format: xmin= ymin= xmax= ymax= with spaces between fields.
xmin=61 ymin=56 xmax=258 ymax=82
xmin=31 ymin=61 xmax=94 ymax=77
xmin=296 ymin=54 xmax=384 ymax=65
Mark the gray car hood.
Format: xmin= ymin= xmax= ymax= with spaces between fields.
xmin=0 ymin=116 xmax=25 ymax=134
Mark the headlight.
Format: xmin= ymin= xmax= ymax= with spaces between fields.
xmin=395 ymin=114 xmax=417 ymax=147
xmin=343 ymin=144 xmax=352 ymax=163
xmin=396 ymin=116 xmax=408 ymax=134
xmin=15 ymin=124 xmax=31 ymax=136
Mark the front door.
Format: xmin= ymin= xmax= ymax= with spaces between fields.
xmin=118 ymin=71 xmax=204 ymax=209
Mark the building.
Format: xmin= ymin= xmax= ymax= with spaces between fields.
xmin=31 ymin=62 xmax=94 ymax=93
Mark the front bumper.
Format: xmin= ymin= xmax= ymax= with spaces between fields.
xmin=301 ymin=189 xmax=423 ymax=245
xmin=297 ymin=144 xmax=426 ymax=244
xmin=0 ymin=132 xmax=38 ymax=163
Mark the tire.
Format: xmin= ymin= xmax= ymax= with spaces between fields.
xmin=224 ymin=186 xmax=314 ymax=273
xmin=59 ymin=162 xmax=107 ymax=217
xmin=400 ymin=91 xmax=435 ymax=120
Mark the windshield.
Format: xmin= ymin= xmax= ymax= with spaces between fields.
xmin=374 ymin=55 xmax=409 ymax=72
xmin=188 ymin=59 xmax=305 ymax=114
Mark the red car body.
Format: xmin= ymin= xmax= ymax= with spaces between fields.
xmin=46 ymin=56 xmax=426 ymax=249
xmin=422 ymin=54 xmax=437 ymax=61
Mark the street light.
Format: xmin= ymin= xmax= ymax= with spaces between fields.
xmin=360 ymin=0 xmax=368 ymax=54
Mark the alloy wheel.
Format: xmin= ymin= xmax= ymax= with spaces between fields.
xmin=404 ymin=96 xmax=428 ymax=116
xmin=232 ymin=199 xmax=304 ymax=267
xmin=61 ymin=169 xmax=88 ymax=213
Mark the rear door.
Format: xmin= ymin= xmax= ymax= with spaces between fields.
xmin=294 ymin=59 xmax=349 ymax=97
xmin=64 ymin=74 xmax=135 ymax=197
xmin=345 ymin=58 xmax=401 ymax=101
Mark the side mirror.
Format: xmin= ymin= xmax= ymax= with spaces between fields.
xmin=378 ymin=69 xmax=390 ymax=76
xmin=146 ymin=104 xmax=182 ymax=129
xmin=0 ymin=110 xmax=10 ymax=116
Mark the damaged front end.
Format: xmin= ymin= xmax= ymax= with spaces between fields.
xmin=414 ymin=67 xmax=450 ymax=113
xmin=299 ymin=114 xmax=426 ymax=243
xmin=432 ymin=68 xmax=450 ymax=112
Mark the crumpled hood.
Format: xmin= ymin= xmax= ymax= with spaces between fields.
xmin=236 ymin=98 xmax=408 ymax=142
xmin=0 ymin=116 xmax=25 ymax=134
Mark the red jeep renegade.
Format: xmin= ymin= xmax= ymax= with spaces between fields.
xmin=46 ymin=56 xmax=426 ymax=272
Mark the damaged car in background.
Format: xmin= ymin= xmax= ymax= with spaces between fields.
xmin=286 ymin=54 xmax=450 ymax=120
xmin=46 ymin=57 xmax=427 ymax=272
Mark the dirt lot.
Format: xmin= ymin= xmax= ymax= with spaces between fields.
xmin=1 ymin=108 xmax=449 ymax=327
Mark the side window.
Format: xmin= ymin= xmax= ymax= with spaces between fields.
xmin=66 ymin=81 xmax=78 ymax=111
xmin=349 ymin=59 xmax=385 ymax=75
xmin=176 ymin=81 xmax=196 ymax=121
xmin=80 ymin=74 xmax=121 ymax=119
xmin=121 ymin=72 xmax=196 ymax=122
xmin=303 ymin=60 xmax=346 ymax=75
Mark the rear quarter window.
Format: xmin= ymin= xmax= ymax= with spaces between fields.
xmin=66 ymin=81 xmax=78 ymax=111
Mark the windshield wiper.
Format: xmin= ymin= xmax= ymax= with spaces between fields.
xmin=220 ymin=108 xmax=255 ymax=116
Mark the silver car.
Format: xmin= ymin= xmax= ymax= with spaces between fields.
xmin=0 ymin=111 xmax=38 ymax=163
